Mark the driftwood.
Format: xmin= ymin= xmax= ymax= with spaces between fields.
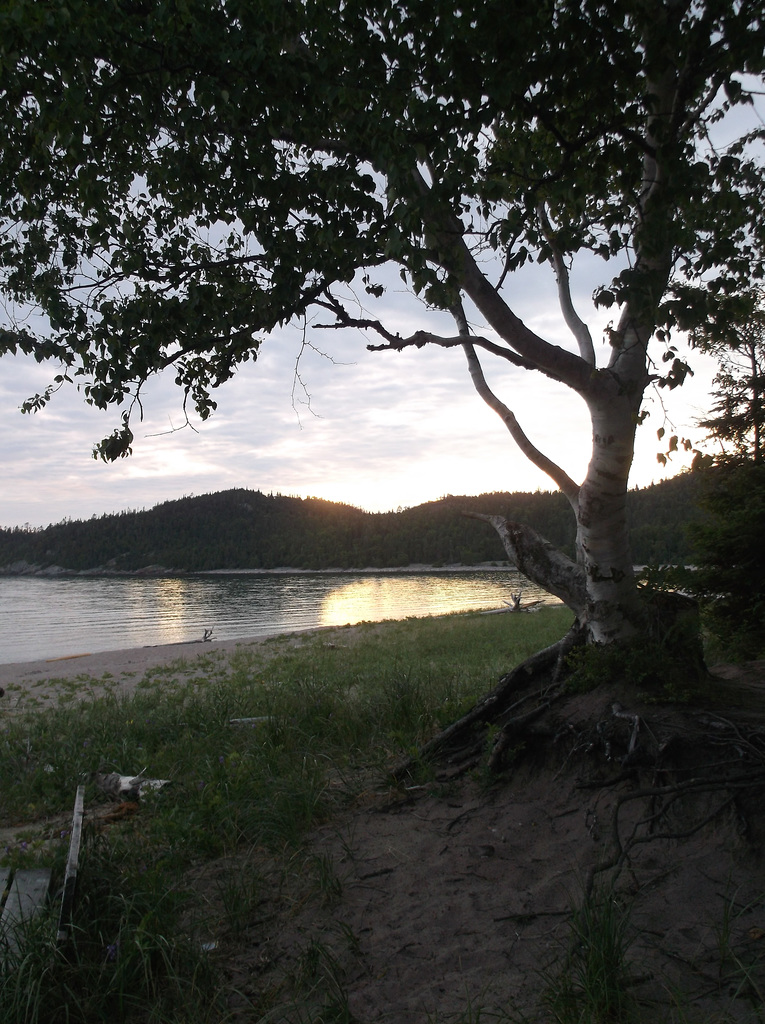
xmin=93 ymin=770 xmax=171 ymax=801
xmin=0 ymin=869 xmax=51 ymax=955
xmin=0 ymin=787 xmax=85 ymax=953
xmin=181 ymin=628 xmax=215 ymax=644
xmin=57 ymin=785 xmax=84 ymax=943
xmin=145 ymin=628 xmax=215 ymax=649
xmin=481 ymin=591 xmax=544 ymax=615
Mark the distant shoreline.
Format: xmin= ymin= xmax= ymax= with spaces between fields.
xmin=0 ymin=561 xmax=515 ymax=579
xmin=0 ymin=566 xmax=560 ymax=670
xmin=0 ymin=630 xmax=326 ymax=701
xmin=199 ymin=562 xmax=514 ymax=575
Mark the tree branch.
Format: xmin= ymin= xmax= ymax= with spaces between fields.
xmin=314 ymin=296 xmax=402 ymax=346
xmin=366 ymin=329 xmax=545 ymax=373
xmin=467 ymin=512 xmax=586 ymax=614
xmin=450 ymin=301 xmax=580 ymax=506
xmin=537 ymin=204 xmax=596 ymax=366
xmin=408 ymin=167 xmax=594 ymax=393
xmin=313 ymin=294 xmax=552 ymax=376
xmin=462 ymin=342 xmax=581 ymax=507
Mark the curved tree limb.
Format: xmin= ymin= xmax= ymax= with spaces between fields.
xmin=467 ymin=512 xmax=586 ymax=615
xmin=447 ymin=301 xmax=580 ymax=508
xmin=408 ymin=167 xmax=594 ymax=393
xmin=537 ymin=204 xmax=596 ymax=366
xmin=446 ymin=297 xmax=584 ymax=626
xmin=449 ymin=302 xmax=580 ymax=505
xmin=461 ymin=342 xmax=581 ymax=508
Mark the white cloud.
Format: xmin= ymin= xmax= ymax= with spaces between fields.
xmin=0 ymin=258 xmax=719 ymax=528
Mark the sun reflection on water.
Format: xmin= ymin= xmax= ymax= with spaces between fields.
xmin=318 ymin=573 xmax=553 ymax=628
xmin=0 ymin=570 xmax=559 ymax=663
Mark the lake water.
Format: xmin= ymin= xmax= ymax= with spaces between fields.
xmin=0 ymin=570 xmax=556 ymax=665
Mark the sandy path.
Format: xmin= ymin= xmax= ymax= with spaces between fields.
xmin=221 ymin=769 xmax=765 ymax=1023
xmin=2 ymin=632 xmax=764 ymax=1020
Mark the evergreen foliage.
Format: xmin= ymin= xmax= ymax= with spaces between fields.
xmin=678 ymin=290 xmax=765 ymax=657
xmin=627 ymin=474 xmax=704 ymax=566
xmin=0 ymin=478 xmax=701 ymax=575
xmin=688 ymin=464 xmax=765 ymax=658
xmin=690 ymin=288 xmax=765 ymax=465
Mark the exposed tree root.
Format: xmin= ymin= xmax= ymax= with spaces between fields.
xmin=394 ymin=626 xmax=765 ymax=899
xmin=392 ymin=620 xmax=585 ymax=779
xmin=572 ymin=706 xmax=764 ymax=898
xmin=584 ymin=769 xmax=765 ymax=895
xmin=397 ymin=592 xmax=711 ymax=783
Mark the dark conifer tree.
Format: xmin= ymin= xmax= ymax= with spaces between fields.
xmin=687 ymin=290 xmax=765 ymax=656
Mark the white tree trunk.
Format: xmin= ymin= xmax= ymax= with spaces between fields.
xmin=577 ymin=385 xmax=644 ymax=642
xmin=470 ymin=373 xmax=647 ymax=643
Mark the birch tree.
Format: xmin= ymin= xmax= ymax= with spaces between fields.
xmin=0 ymin=0 xmax=763 ymax=649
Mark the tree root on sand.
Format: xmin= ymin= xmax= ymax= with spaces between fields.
xmin=393 ymin=627 xmax=765 ymax=894
xmin=393 ymin=620 xmax=584 ymax=778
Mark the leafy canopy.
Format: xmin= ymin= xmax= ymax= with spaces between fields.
xmin=0 ymin=0 xmax=763 ymax=459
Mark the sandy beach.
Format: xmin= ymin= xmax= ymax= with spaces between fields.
xmin=0 ymin=631 xmax=312 ymax=708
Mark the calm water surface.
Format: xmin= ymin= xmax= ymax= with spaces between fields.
xmin=0 ymin=570 xmax=556 ymax=665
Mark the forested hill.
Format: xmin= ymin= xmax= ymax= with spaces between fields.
xmin=0 ymin=476 xmax=702 ymax=575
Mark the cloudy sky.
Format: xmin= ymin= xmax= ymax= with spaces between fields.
xmin=0 ymin=248 xmax=720 ymax=530
xmin=0 ymin=46 xmax=761 ymax=532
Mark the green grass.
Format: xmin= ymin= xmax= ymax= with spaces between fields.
xmin=0 ymin=607 xmax=572 ymax=1023
xmin=542 ymin=884 xmax=637 ymax=1024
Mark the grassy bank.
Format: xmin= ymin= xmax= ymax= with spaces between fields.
xmin=0 ymin=607 xmax=572 ymax=1023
